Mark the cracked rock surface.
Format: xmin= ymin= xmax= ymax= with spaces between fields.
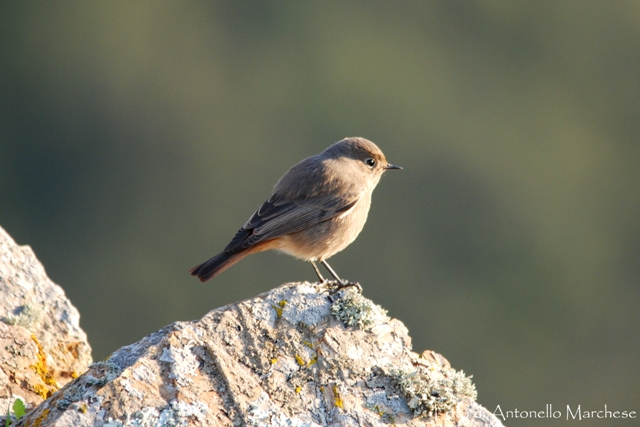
xmin=0 ymin=226 xmax=92 ymax=418
xmin=17 ymin=280 xmax=503 ymax=426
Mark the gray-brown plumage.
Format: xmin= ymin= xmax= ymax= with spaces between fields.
xmin=190 ymin=137 xmax=401 ymax=284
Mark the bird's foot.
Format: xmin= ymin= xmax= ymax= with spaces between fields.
xmin=323 ymin=279 xmax=362 ymax=294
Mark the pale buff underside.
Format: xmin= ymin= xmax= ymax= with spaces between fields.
xmin=253 ymin=191 xmax=372 ymax=262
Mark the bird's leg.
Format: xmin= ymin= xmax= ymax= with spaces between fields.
xmin=320 ymin=260 xmax=342 ymax=282
xmin=310 ymin=260 xmax=326 ymax=282
xmin=320 ymin=260 xmax=362 ymax=293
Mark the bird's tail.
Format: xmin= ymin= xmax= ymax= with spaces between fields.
xmin=189 ymin=250 xmax=250 ymax=282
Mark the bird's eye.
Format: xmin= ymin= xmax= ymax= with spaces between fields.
xmin=364 ymin=158 xmax=376 ymax=168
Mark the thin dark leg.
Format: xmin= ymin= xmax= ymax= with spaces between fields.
xmin=320 ymin=260 xmax=342 ymax=282
xmin=310 ymin=260 xmax=326 ymax=282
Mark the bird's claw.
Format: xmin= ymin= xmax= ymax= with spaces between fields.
xmin=322 ymin=279 xmax=362 ymax=294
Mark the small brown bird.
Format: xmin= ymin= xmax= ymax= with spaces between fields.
xmin=190 ymin=137 xmax=401 ymax=286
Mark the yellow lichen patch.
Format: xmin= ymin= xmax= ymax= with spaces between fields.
xmin=307 ymin=356 xmax=317 ymax=366
xmin=32 ymin=408 xmax=50 ymax=427
xmin=271 ymin=305 xmax=283 ymax=318
xmin=333 ymin=385 xmax=343 ymax=409
xmin=79 ymin=402 xmax=88 ymax=413
xmin=295 ymin=386 xmax=302 ymax=393
xmin=295 ymin=354 xmax=305 ymax=366
xmin=32 ymin=383 xmax=53 ymax=400
xmin=303 ymin=340 xmax=313 ymax=349
xmin=271 ymin=299 xmax=288 ymax=319
xmin=30 ymin=334 xmax=58 ymax=388
xmin=71 ymin=370 xmax=79 ymax=379
xmin=270 ymin=358 xmax=277 ymax=365
xmin=271 ymin=299 xmax=289 ymax=319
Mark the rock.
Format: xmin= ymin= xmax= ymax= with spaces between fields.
xmin=0 ymin=226 xmax=92 ymax=421
xmin=17 ymin=281 xmax=502 ymax=426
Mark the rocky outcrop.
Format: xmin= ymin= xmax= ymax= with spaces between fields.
xmin=17 ymin=281 xmax=502 ymax=426
xmin=0 ymin=226 xmax=92 ymax=420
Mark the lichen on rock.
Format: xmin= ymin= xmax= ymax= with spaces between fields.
xmin=0 ymin=226 xmax=92 ymax=420
xmin=330 ymin=288 xmax=390 ymax=329
xmin=14 ymin=280 xmax=502 ymax=427
xmin=387 ymin=351 xmax=478 ymax=417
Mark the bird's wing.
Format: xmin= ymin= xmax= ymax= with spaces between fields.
xmin=223 ymin=193 xmax=359 ymax=253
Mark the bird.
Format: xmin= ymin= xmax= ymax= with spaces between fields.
xmin=190 ymin=137 xmax=401 ymax=288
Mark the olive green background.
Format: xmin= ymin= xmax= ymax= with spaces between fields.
xmin=1 ymin=2 xmax=639 ymax=426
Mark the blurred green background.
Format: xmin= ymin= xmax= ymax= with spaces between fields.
xmin=1 ymin=1 xmax=639 ymax=426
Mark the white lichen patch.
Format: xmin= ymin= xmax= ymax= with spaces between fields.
xmin=253 ymin=283 xmax=331 ymax=328
xmin=331 ymin=290 xmax=389 ymax=330
xmin=387 ymin=358 xmax=477 ymax=417
xmin=3 ymin=303 xmax=43 ymax=329
xmin=124 ymin=400 xmax=207 ymax=427
xmin=132 ymin=363 xmax=155 ymax=383
xmin=364 ymin=388 xmax=406 ymax=417
xmin=247 ymin=391 xmax=322 ymax=427
xmin=158 ymin=343 xmax=199 ymax=387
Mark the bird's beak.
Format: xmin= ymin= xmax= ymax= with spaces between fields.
xmin=383 ymin=163 xmax=402 ymax=170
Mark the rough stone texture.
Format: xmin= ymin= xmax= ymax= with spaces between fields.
xmin=0 ymin=226 xmax=92 ymax=419
xmin=17 ymin=282 xmax=503 ymax=427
